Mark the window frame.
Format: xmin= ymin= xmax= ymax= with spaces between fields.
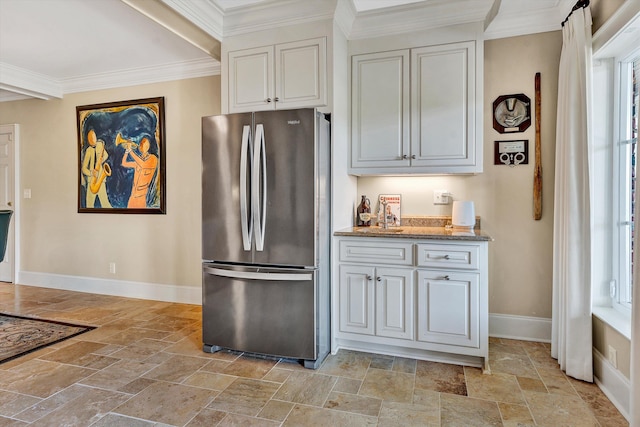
xmin=613 ymin=50 xmax=638 ymax=314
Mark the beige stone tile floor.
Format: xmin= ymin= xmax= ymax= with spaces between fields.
xmin=0 ymin=283 xmax=629 ymax=426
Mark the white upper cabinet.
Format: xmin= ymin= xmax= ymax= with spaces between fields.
xmin=411 ymin=41 xmax=477 ymax=170
xmin=351 ymin=50 xmax=410 ymax=169
xmin=228 ymin=46 xmax=273 ymax=113
xmin=228 ymin=37 xmax=327 ymax=113
xmin=350 ymin=40 xmax=482 ymax=175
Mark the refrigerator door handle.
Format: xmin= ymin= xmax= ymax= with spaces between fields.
xmin=240 ymin=125 xmax=253 ymax=251
xmin=204 ymin=267 xmax=313 ymax=281
xmin=252 ymin=124 xmax=267 ymax=251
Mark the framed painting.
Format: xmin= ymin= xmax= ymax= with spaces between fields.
xmin=76 ymin=97 xmax=166 ymax=214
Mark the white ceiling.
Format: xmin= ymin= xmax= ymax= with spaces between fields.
xmin=0 ymin=0 xmax=575 ymax=103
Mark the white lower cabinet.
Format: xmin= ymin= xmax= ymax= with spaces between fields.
xmin=335 ymin=237 xmax=489 ymax=369
xmin=339 ymin=264 xmax=414 ymax=340
xmin=416 ymin=270 xmax=479 ymax=348
xmin=339 ymin=265 xmax=374 ymax=335
xmin=376 ymin=268 xmax=414 ymax=340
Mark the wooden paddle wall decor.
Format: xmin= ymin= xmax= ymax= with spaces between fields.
xmin=533 ymin=72 xmax=542 ymax=220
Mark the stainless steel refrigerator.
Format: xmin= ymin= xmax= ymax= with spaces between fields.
xmin=201 ymin=108 xmax=330 ymax=369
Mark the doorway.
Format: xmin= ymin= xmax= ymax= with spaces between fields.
xmin=0 ymin=124 xmax=18 ymax=283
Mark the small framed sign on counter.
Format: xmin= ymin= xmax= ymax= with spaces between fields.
xmin=378 ymin=194 xmax=401 ymax=227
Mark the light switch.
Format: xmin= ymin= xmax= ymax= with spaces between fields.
xmin=23 ymin=189 xmax=31 ymax=199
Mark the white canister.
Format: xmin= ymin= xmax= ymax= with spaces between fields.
xmin=452 ymin=201 xmax=476 ymax=229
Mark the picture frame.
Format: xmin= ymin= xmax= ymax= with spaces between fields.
xmin=494 ymin=140 xmax=529 ymax=166
xmin=492 ymin=93 xmax=531 ymax=133
xmin=378 ymin=194 xmax=401 ymax=227
xmin=76 ymin=97 xmax=166 ymax=214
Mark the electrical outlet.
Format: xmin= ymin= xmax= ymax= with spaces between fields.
xmin=434 ymin=190 xmax=450 ymax=205
xmin=109 ymin=262 xmax=116 ymax=274
xmin=608 ymin=345 xmax=618 ymax=369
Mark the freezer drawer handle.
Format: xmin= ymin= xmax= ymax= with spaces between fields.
xmin=204 ymin=267 xmax=312 ymax=281
xmin=240 ymin=125 xmax=253 ymax=251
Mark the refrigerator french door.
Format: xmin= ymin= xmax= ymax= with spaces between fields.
xmin=201 ymin=108 xmax=330 ymax=369
xmin=202 ymin=109 xmax=319 ymax=267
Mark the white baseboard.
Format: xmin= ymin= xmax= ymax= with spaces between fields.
xmin=593 ymin=349 xmax=631 ymax=421
xmin=18 ymin=271 xmax=202 ymax=305
xmin=489 ymin=313 xmax=552 ymax=342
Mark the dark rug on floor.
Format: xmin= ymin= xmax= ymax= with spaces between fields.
xmin=0 ymin=313 xmax=95 ymax=363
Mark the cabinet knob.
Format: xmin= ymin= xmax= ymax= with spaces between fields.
xmin=376 ymin=277 xmax=381 ymax=282
xmin=274 ymin=97 xmax=279 ymax=102
xmin=266 ymin=98 xmax=272 ymax=103
xmin=444 ymin=255 xmax=450 ymax=260
xmin=411 ymin=154 xmax=416 ymax=159
xmin=438 ymin=275 xmax=450 ymax=281
xmin=366 ymin=275 xmax=373 ymax=281
xmin=402 ymin=154 xmax=408 ymax=159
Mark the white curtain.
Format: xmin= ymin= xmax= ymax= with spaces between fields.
xmin=632 ymin=146 xmax=640 ymax=427
xmin=551 ymin=6 xmax=593 ymax=382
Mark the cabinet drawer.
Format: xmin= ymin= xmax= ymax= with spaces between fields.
xmin=339 ymin=240 xmax=413 ymax=266
xmin=416 ymin=243 xmax=479 ymax=270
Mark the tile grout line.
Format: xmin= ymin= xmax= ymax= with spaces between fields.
xmin=514 ymin=338 xmax=541 ymax=426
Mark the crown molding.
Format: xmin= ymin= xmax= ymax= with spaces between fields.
xmin=0 ymin=58 xmax=220 ymax=102
xmin=348 ymin=0 xmax=494 ymax=39
xmin=159 ymin=0 xmax=224 ymax=41
xmin=0 ymin=62 xmax=62 ymax=100
xmin=484 ymin=6 xmax=563 ymax=40
xmin=0 ymin=90 xmax=31 ymax=103
xmin=61 ymin=58 xmax=220 ymax=95
xmin=123 ymin=0 xmax=221 ymax=60
xmin=222 ymin=0 xmax=337 ymax=37
xmin=593 ymin=0 xmax=640 ymax=56
xmin=334 ymin=0 xmax=357 ymax=39
xmin=484 ymin=0 xmax=501 ymax=31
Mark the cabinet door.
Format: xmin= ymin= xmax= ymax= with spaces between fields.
xmin=339 ymin=265 xmax=375 ymax=335
xmin=375 ymin=268 xmax=414 ymax=340
xmin=411 ymin=41 xmax=478 ymax=171
xmin=416 ymin=270 xmax=479 ymax=348
xmin=228 ymin=46 xmax=274 ymax=113
xmin=275 ymin=38 xmax=326 ymax=109
xmin=351 ymin=50 xmax=410 ymax=170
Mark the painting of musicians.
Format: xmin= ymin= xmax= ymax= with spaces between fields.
xmin=76 ymin=97 xmax=165 ymax=214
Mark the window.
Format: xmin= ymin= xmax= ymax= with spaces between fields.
xmin=591 ymin=9 xmax=639 ymax=335
xmin=615 ymin=53 xmax=639 ymax=311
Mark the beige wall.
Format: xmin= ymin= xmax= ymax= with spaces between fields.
xmin=0 ymin=75 xmax=220 ymax=289
xmin=358 ymin=31 xmax=562 ymax=318
xmin=593 ymin=316 xmax=631 ymax=379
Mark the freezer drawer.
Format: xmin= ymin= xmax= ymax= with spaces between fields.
xmin=202 ymin=265 xmax=317 ymax=360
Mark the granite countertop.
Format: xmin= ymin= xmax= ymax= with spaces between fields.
xmin=334 ymin=216 xmax=493 ymax=242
